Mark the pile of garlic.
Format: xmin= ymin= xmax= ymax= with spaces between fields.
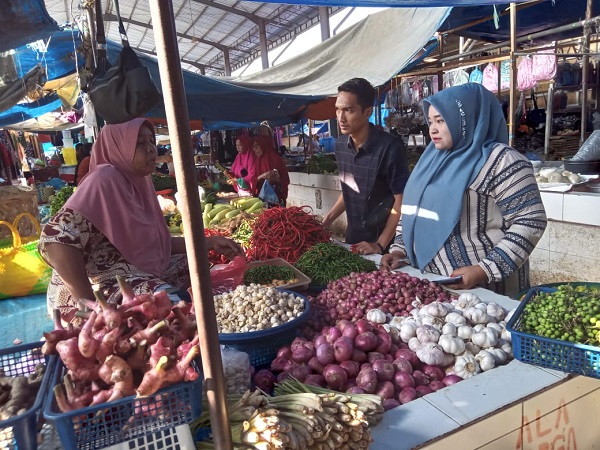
xmin=535 ymin=168 xmax=581 ymax=184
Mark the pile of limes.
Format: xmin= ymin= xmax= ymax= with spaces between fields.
xmin=521 ymin=285 xmax=600 ymax=345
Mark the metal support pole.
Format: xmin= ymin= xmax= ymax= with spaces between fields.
xmin=148 ymin=2 xmax=232 ymax=449
xmin=581 ymin=0 xmax=593 ymax=145
xmin=319 ymin=7 xmax=330 ymax=42
xmin=508 ymin=3 xmax=518 ymax=147
xmin=223 ymin=48 xmax=231 ymax=76
xmin=544 ymin=83 xmax=555 ymax=155
xmin=258 ymin=19 xmax=269 ymax=69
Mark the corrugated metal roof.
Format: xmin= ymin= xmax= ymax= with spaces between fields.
xmin=43 ymin=0 xmax=343 ymax=76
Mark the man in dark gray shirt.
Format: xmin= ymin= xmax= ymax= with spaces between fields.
xmin=322 ymin=78 xmax=409 ymax=255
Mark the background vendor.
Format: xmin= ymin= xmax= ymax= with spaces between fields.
xmin=252 ymin=135 xmax=290 ymax=206
xmin=228 ymin=134 xmax=256 ymax=194
xmin=322 ymin=78 xmax=410 ymax=255
xmin=39 ymin=118 xmax=243 ymax=322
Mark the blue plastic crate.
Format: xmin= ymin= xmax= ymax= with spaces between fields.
xmin=43 ymin=360 xmax=203 ymax=450
xmin=0 ymin=341 xmax=54 ymax=450
xmin=219 ymin=290 xmax=311 ymax=368
xmin=506 ymin=286 xmax=600 ymax=378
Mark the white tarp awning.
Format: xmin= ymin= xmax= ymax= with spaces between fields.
xmin=226 ymin=7 xmax=451 ymax=96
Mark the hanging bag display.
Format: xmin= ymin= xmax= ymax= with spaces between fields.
xmin=482 ymin=63 xmax=499 ymax=93
xmin=517 ymin=56 xmax=537 ymax=91
xmin=89 ymin=0 xmax=161 ymax=124
xmin=469 ymin=67 xmax=483 ymax=84
xmin=0 ymin=213 xmax=52 ymax=300
xmin=532 ymin=50 xmax=557 ymax=81
xmin=500 ymin=60 xmax=511 ymax=91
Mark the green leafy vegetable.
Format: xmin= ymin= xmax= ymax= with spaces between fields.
xmin=49 ymin=186 xmax=76 ymax=216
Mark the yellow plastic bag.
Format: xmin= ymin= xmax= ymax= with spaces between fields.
xmin=0 ymin=213 xmax=52 ymax=300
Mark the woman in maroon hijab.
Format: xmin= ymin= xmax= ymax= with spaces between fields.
xmin=252 ymin=135 xmax=290 ymax=205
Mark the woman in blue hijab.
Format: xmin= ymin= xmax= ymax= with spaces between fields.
xmin=381 ymin=83 xmax=547 ymax=297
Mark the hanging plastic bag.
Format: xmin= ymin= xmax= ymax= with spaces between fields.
xmin=482 ymin=63 xmax=499 ymax=93
xmin=517 ymin=56 xmax=537 ymax=91
xmin=453 ymin=69 xmax=469 ymax=86
xmin=532 ymin=50 xmax=557 ymax=81
xmin=258 ymin=180 xmax=279 ymax=205
xmin=500 ymin=60 xmax=511 ymax=91
xmin=469 ymin=67 xmax=483 ymax=84
xmin=411 ymin=80 xmax=423 ymax=104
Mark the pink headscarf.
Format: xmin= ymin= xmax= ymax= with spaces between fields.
xmin=252 ymin=135 xmax=290 ymax=201
xmin=65 ymin=118 xmax=171 ymax=277
xmin=230 ymin=134 xmax=257 ymax=192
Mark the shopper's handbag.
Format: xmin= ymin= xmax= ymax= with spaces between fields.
xmin=0 ymin=213 xmax=52 ymax=300
xmin=88 ymin=0 xmax=160 ymax=124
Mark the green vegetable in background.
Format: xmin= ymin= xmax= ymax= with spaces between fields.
xmin=49 ymin=186 xmax=75 ymax=216
xmin=295 ymin=242 xmax=377 ymax=286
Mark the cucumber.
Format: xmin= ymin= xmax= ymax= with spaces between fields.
xmin=225 ymin=209 xmax=241 ymax=219
xmin=203 ymin=203 xmax=213 ymax=215
xmin=212 ymin=208 xmax=231 ymax=223
xmin=208 ymin=204 xmax=230 ymax=219
xmin=246 ymin=202 xmax=263 ymax=214
xmin=240 ymin=198 xmax=263 ymax=211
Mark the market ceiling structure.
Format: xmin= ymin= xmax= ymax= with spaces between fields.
xmin=3 ymin=0 xmax=593 ymax=130
xmin=42 ymin=0 xmax=345 ymax=76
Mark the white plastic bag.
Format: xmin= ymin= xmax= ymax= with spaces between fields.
xmin=221 ymin=346 xmax=252 ymax=395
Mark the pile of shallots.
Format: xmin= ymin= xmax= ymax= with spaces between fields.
xmin=43 ymin=275 xmax=200 ymax=413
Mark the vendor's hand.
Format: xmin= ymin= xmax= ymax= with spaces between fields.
xmin=321 ymin=216 xmax=333 ymax=230
xmin=381 ymin=251 xmax=408 ymax=271
xmin=266 ymin=171 xmax=280 ymax=184
xmin=206 ymin=236 xmax=244 ymax=259
xmin=447 ymin=265 xmax=488 ymax=290
xmin=352 ymin=241 xmax=380 ymax=255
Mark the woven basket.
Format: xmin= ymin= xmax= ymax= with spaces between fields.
xmin=0 ymin=186 xmax=39 ymax=240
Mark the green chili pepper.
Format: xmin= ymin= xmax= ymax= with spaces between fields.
xmin=295 ymin=243 xmax=377 ymax=286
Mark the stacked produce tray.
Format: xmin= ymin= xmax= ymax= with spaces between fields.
xmin=0 ymin=341 xmax=54 ymax=450
xmin=219 ymin=290 xmax=311 ymax=368
xmin=44 ymin=361 xmax=203 ymax=450
xmin=506 ymin=286 xmax=600 ymax=378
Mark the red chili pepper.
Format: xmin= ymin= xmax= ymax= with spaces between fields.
xmin=246 ymin=206 xmax=330 ymax=263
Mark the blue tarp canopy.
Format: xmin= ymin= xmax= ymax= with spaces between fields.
xmin=0 ymin=0 xmax=59 ymax=52
xmin=441 ymin=0 xmax=593 ymax=42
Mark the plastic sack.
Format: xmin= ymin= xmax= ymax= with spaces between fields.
xmin=221 ymin=346 xmax=252 ymax=395
xmin=210 ymin=255 xmax=247 ymax=294
xmin=258 ymin=180 xmax=279 ymax=205
xmin=571 ymin=130 xmax=600 ymax=161
xmin=482 ymin=63 xmax=499 ymax=93
xmin=532 ymin=51 xmax=557 ymax=81
xmin=517 ymin=56 xmax=537 ymax=91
